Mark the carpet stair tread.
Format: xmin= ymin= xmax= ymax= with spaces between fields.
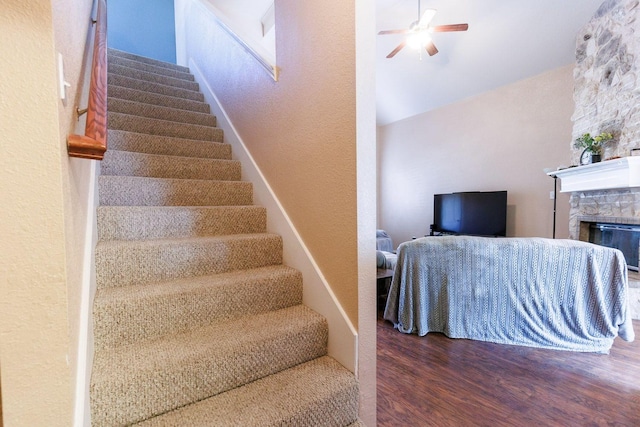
xmin=109 ymin=63 xmax=200 ymax=91
xmin=108 ymin=112 xmax=221 ymax=141
xmin=93 ymin=265 xmax=303 ymax=350
xmin=108 ymin=85 xmax=210 ymax=114
xmin=108 ymin=130 xmax=231 ymax=159
xmin=101 ymin=149 xmax=241 ymax=181
xmin=108 ymin=97 xmax=216 ymax=127
xmin=91 ymin=305 xmax=328 ymax=427
xmin=108 ymin=73 xmax=204 ymax=102
xmin=132 ymin=356 xmax=358 ymax=427
xmin=98 ymin=175 xmax=252 ymax=207
xmin=108 ymin=54 xmax=195 ymax=81
xmin=97 ymin=205 xmax=266 ymax=241
xmin=108 ymin=48 xmax=190 ymax=73
xmin=95 ymin=233 xmax=283 ymax=289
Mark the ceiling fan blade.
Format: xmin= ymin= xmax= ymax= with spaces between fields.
xmin=431 ymin=23 xmax=469 ymax=32
xmin=419 ymin=9 xmax=437 ymax=26
xmin=386 ymin=41 xmax=406 ymax=58
xmin=378 ymin=29 xmax=409 ymax=35
xmin=425 ymin=41 xmax=439 ymax=56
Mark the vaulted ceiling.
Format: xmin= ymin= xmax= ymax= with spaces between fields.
xmin=376 ymin=0 xmax=605 ymax=125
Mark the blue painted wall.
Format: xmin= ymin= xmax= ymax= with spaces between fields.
xmin=108 ymin=0 xmax=176 ymax=63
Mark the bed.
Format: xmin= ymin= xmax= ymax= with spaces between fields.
xmin=383 ymin=235 xmax=635 ymax=353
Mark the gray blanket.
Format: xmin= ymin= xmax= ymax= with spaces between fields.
xmin=384 ymin=236 xmax=635 ymax=353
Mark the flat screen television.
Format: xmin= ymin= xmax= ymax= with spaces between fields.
xmin=432 ymin=191 xmax=507 ymax=237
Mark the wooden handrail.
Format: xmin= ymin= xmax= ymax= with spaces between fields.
xmin=68 ymin=0 xmax=107 ymax=160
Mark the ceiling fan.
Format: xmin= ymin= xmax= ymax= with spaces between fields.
xmin=378 ymin=1 xmax=469 ymax=59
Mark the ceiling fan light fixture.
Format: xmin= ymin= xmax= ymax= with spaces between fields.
xmin=407 ymin=31 xmax=432 ymax=50
xmin=378 ymin=0 xmax=468 ymax=59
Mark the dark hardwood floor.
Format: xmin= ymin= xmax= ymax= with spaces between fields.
xmin=377 ymin=311 xmax=640 ymax=426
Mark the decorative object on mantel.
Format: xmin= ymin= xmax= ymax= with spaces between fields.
xmin=574 ymin=132 xmax=614 ymax=165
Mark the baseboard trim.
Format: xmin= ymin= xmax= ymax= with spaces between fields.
xmin=73 ymin=159 xmax=98 ymax=427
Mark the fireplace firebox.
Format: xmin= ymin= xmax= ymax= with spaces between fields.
xmin=588 ymin=223 xmax=640 ymax=272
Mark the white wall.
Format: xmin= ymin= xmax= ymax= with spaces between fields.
xmin=378 ymin=65 xmax=574 ymax=246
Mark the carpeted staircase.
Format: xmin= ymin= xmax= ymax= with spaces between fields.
xmin=90 ymin=48 xmax=362 ymax=426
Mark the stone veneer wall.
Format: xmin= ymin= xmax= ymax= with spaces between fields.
xmin=570 ymin=0 xmax=640 ymax=240
xmin=570 ymin=0 xmax=640 ymax=319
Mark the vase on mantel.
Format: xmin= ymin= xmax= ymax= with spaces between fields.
xmin=580 ymin=148 xmax=602 ymax=165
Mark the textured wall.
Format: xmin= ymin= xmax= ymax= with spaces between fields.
xmin=0 ymin=0 xmax=95 ymax=425
xmin=569 ymin=0 xmax=640 ymax=239
xmin=378 ymin=66 xmax=574 ymax=245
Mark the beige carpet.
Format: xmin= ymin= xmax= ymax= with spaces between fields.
xmin=90 ymin=48 xmax=360 ymax=426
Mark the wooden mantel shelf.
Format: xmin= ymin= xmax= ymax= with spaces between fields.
xmin=547 ymin=156 xmax=640 ymax=192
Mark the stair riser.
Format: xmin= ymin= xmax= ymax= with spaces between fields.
xmin=91 ymin=308 xmax=328 ymax=426
xmin=108 ymin=85 xmax=209 ymax=114
xmin=108 ymin=112 xmax=221 ymax=141
xmin=108 ymin=54 xmax=195 ymax=81
xmin=95 ymin=235 xmax=283 ymax=288
xmin=108 ymin=74 xmax=204 ymax=102
xmin=109 ymin=64 xmax=199 ymax=91
xmin=98 ymin=176 xmax=252 ymax=207
xmin=93 ymin=267 xmax=303 ymax=350
xmin=108 ymin=49 xmax=189 ymax=73
xmin=97 ymin=206 xmax=266 ymax=241
xmin=107 ymin=130 xmax=232 ymax=160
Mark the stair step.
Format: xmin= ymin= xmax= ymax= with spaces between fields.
xmin=109 ymin=64 xmax=200 ymax=91
xmin=108 ymin=73 xmax=204 ymax=102
xmin=108 ymin=112 xmax=221 ymax=141
xmin=131 ymin=356 xmax=358 ymax=427
xmin=90 ymin=305 xmax=329 ymax=426
xmin=95 ymin=233 xmax=283 ymax=288
xmin=108 ymin=130 xmax=231 ymax=160
xmin=97 ymin=205 xmax=266 ymax=241
xmin=108 ymin=48 xmax=189 ymax=73
xmin=102 ymin=149 xmax=240 ymax=181
xmin=93 ymin=265 xmax=303 ymax=350
xmin=98 ymin=175 xmax=252 ymax=207
xmin=108 ymin=85 xmax=210 ymax=114
xmin=108 ymin=97 xmax=216 ymax=127
xmin=108 ymin=54 xmax=195 ymax=81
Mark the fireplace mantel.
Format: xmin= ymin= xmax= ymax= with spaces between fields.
xmin=547 ymin=156 xmax=640 ymax=193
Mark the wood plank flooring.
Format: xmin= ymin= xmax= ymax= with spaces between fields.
xmin=378 ymin=312 xmax=640 ymax=426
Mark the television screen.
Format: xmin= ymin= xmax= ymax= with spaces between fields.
xmin=433 ymin=191 xmax=507 ymax=237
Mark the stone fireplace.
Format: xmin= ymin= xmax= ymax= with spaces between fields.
xmin=564 ymin=178 xmax=640 ymax=320
xmin=563 ymin=0 xmax=640 ymax=319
